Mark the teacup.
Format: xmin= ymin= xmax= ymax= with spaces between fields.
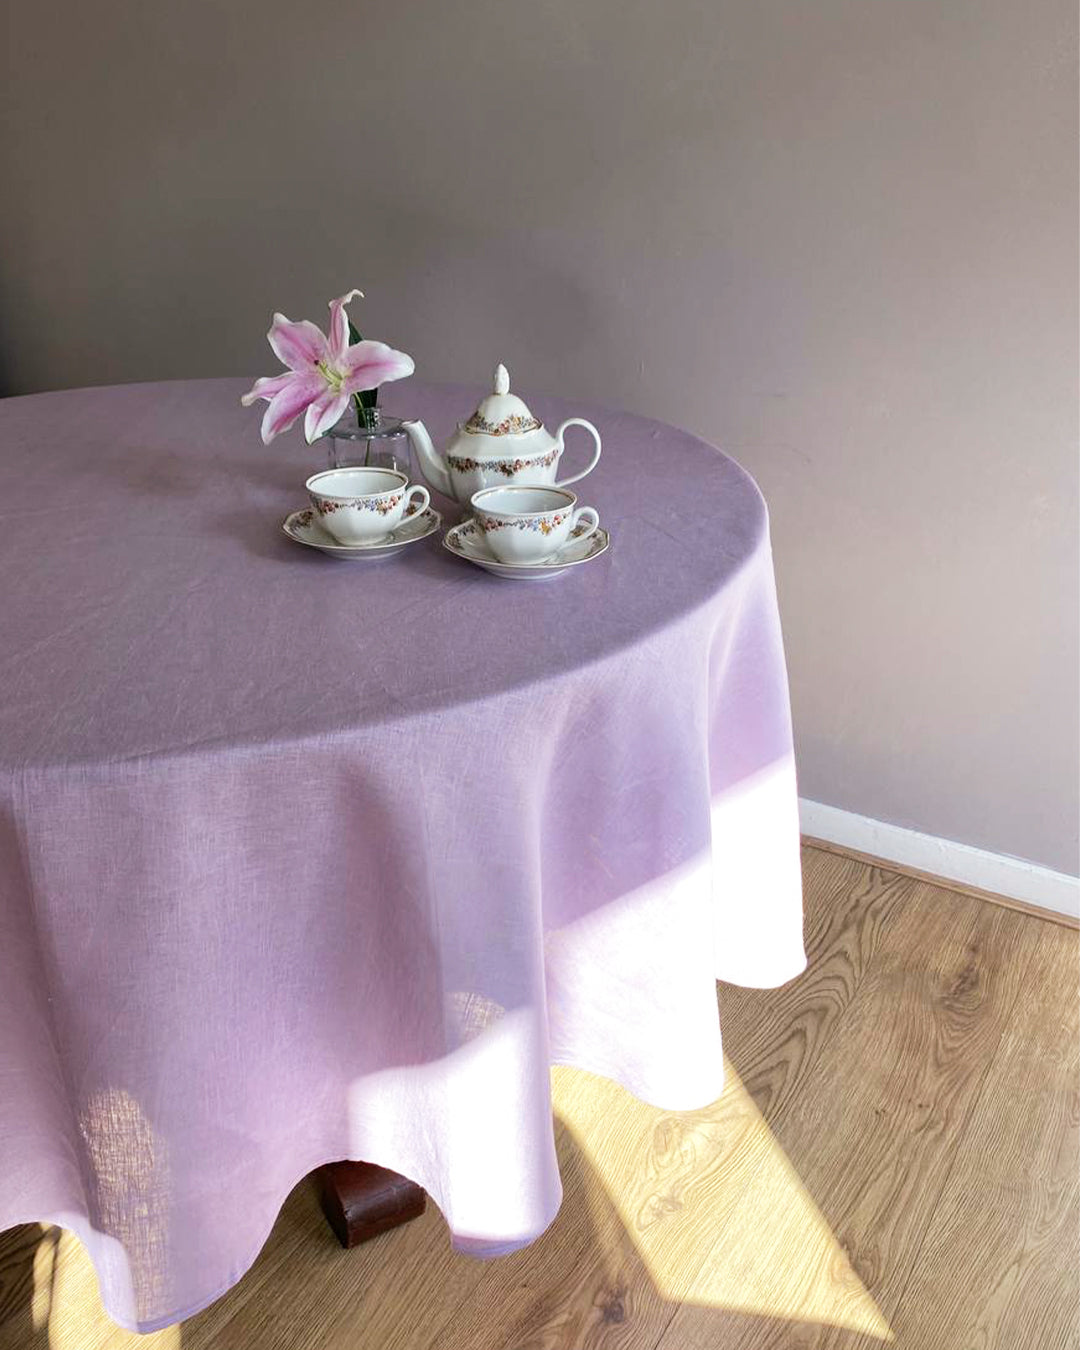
xmin=470 ymin=485 xmax=600 ymax=565
xmin=306 ymin=468 xmax=430 ymax=546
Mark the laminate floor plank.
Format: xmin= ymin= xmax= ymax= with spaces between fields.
xmin=655 ymin=882 xmax=1055 ymax=1350
xmin=886 ymin=917 xmax=1079 ymax=1349
xmin=715 ymin=850 xmax=915 ymax=1123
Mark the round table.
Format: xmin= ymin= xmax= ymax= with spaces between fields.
xmin=0 ymin=378 xmax=805 ymax=1331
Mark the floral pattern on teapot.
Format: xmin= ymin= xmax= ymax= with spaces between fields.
xmin=447 ymin=447 xmax=559 ymax=478
xmin=462 ymin=411 xmax=543 ymax=436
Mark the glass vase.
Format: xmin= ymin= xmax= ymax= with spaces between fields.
xmin=319 ymin=406 xmax=414 ymax=476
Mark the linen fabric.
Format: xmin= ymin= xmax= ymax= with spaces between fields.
xmin=0 ymin=378 xmax=805 ymax=1331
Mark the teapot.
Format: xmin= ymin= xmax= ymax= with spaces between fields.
xmin=402 ymin=365 xmax=602 ymax=505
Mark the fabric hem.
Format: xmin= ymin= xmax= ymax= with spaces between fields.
xmin=21 ymin=1041 xmax=721 ymax=1334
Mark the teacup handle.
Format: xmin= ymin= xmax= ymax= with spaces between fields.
xmin=402 ymin=484 xmax=430 ymax=518
xmin=553 ymin=418 xmax=602 ymax=488
xmin=568 ymin=506 xmax=600 ymax=546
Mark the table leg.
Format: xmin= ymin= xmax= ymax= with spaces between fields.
xmin=316 ymin=1161 xmax=427 ymax=1248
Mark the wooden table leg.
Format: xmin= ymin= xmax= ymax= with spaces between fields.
xmin=317 ymin=1161 xmax=426 ymax=1248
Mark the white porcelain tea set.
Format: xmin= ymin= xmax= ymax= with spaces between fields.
xmin=283 ymin=364 xmax=609 ymax=580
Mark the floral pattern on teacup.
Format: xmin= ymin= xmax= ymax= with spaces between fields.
xmin=478 ymin=511 xmax=570 ymax=535
xmin=447 ymin=519 xmax=606 ymax=563
xmin=448 ymin=446 xmax=558 ymax=477
xmin=311 ymin=491 xmax=404 ymax=517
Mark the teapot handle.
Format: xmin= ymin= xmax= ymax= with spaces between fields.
xmin=553 ymin=419 xmax=602 ymax=488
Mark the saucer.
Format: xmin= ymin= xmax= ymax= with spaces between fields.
xmin=283 ymin=506 xmax=442 ymax=560
xmin=443 ymin=518 xmax=610 ymax=580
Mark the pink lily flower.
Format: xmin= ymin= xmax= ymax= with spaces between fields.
xmin=241 ymin=288 xmax=415 ymax=444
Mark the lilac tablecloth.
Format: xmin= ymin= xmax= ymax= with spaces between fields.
xmin=0 ymin=378 xmax=805 ymax=1331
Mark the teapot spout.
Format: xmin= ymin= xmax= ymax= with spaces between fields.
xmin=402 ymin=419 xmax=452 ymax=499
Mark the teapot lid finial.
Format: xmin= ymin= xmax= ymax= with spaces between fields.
xmin=463 ymin=361 xmax=542 ymax=437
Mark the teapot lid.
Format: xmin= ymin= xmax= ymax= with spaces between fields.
xmin=463 ymin=364 xmax=542 ymax=436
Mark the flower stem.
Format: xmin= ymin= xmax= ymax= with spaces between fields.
xmin=348 ymin=319 xmax=379 ymax=432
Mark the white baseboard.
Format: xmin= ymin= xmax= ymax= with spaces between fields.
xmin=799 ymin=799 xmax=1080 ymax=921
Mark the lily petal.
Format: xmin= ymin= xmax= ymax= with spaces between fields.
xmin=327 ymin=288 xmax=364 ymax=364
xmin=341 ymin=340 xmax=415 ymax=394
xmin=304 ymin=388 xmax=350 ymax=443
xmin=241 ymin=372 xmax=295 ymax=407
xmin=268 ymin=313 xmax=328 ymax=372
xmin=260 ymin=372 xmax=325 ymax=444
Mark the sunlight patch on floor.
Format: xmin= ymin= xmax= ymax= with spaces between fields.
xmin=31 ymin=1226 xmax=57 ymax=1331
xmin=552 ymin=1059 xmax=894 ymax=1340
xmin=29 ymin=1226 xmax=179 ymax=1350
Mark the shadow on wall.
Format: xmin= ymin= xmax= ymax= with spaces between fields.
xmin=0 ymin=1058 xmax=893 ymax=1349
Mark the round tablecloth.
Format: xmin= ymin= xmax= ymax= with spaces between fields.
xmin=0 ymin=378 xmax=805 ymax=1331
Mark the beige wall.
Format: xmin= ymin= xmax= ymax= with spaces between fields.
xmin=3 ymin=0 xmax=1077 ymax=872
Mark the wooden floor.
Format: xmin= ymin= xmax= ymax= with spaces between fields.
xmin=2 ymin=846 xmax=1077 ymax=1349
